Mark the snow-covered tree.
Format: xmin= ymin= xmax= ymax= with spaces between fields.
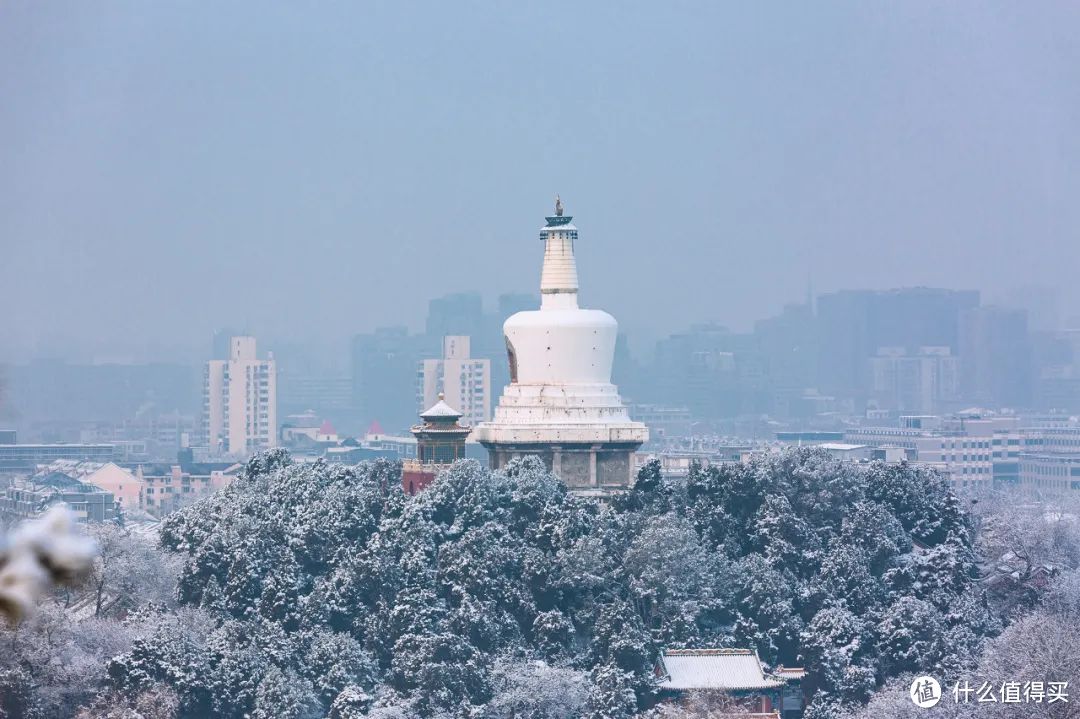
xmin=531 ymin=609 xmax=575 ymax=660
xmin=875 ymin=596 xmax=945 ymax=676
xmin=85 ymin=523 xmax=178 ymax=617
xmin=800 ymin=605 xmax=875 ymax=707
xmin=300 ymin=628 xmax=377 ymax=705
xmin=251 ymin=666 xmax=321 ymax=719
xmin=74 ymin=684 xmax=180 ymax=719
xmin=0 ymin=446 xmax=1002 ymax=718
xmin=974 ymin=491 xmax=1080 ymax=616
xmin=585 ymin=662 xmax=638 ymax=719
xmin=328 ymin=685 xmax=372 ymax=719
xmin=482 ymin=656 xmax=588 ymax=719
xmin=971 ymin=572 xmax=1080 ymax=719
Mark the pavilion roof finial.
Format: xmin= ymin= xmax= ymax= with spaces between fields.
xmin=555 ymin=194 xmax=563 ymax=217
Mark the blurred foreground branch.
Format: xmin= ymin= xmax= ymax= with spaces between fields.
xmin=0 ymin=505 xmax=97 ymax=623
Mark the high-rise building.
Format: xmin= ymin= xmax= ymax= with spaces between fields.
xmin=351 ymin=327 xmax=435 ymax=433
xmin=417 ymin=336 xmax=491 ymax=427
xmin=869 ymin=346 xmax=960 ymax=414
xmin=211 ymin=327 xmax=243 ymax=360
xmin=278 ymin=373 xmax=353 ymax=417
xmin=959 ymin=306 xmax=1032 ymax=408
xmin=652 ymin=323 xmax=768 ymax=419
xmin=203 ymin=337 xmax=277 ymax=456
xmin=474 ymin=199 xmax=647 ymax=494
xmin=997 ymin=285 xmax=1060 ymax=333
xmin=754 ymin=301 xmax=817 ymax=409
xmin=426 ymin=293 xmax=485 ymax=341
xmin=816 ymin=288 xmax=979 ymax=404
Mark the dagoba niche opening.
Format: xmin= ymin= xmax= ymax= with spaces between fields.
xmin=505 ymin=336 xmax=518 ymax=383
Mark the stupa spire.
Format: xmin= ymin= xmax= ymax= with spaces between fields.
xmin=539 ymin=197 xmax=579 ymax=309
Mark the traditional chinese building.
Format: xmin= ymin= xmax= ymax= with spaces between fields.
xmin=655 ymin=648 xmax=804 ymax=718
xmin=473 ymin=198 xmax=648 ymax=495
xmin=401 ymin=394 xmax=471 ymax=495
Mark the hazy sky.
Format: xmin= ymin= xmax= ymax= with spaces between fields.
xmin=3 ymin=2 xmax=1079 ymax=363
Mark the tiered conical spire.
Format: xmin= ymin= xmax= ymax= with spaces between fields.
xmin=540 ymin=195 xmax=579 ymax=309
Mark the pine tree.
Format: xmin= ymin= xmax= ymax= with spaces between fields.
xmin=251 ymin=666 xmax=320 ymax=719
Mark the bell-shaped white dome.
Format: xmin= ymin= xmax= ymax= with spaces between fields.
xmin=504 ymin=308 xmax=617 ymax=385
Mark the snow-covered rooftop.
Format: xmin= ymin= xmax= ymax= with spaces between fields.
xmin=658 ymin=649 xmax=786 ymax=691
xmin=420 ymin=396 xmax=463 ymax=420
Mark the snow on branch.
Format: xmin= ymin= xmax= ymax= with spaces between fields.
xmin=0 ymin=505 xmax=98 ymax=623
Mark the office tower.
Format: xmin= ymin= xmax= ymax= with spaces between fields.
xmin=959 ymin=306 xmax=1033 ymax=408
xmin=869 ymin=346 xmax=960 ymax=414
xmin=426 ymin=292 xmax=484 ymax=340
xmin=816 ymin=288 xmax=979 ymax=403
xmin=352 ymin=327 xmax=434 ymax=433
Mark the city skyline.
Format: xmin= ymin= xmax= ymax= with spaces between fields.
xmin=5 ymin=279 xmax=1074 ymax=443
xmin=0 ymin=280 xmax=1065 ymax=366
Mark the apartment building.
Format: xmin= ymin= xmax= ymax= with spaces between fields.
xmin=203 ymin=336 xmax=277 ymax=456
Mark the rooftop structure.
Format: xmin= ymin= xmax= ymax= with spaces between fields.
xmin=657 ymin=649 xmax=785 ymax=692
xmin=474 ymin=199 xmax=648 ymax=493
xmin=80 ymin=462 xmax=145 ymax=513
xmin=0 ymin=442 xmax=116 ymax=472
xmin=655 ymin=648 xmax=803 ymax=717
xmin=816 ymin=442 xmax=873 ymax=460
xmin=0 ymin=472 xmax=117 ymax=523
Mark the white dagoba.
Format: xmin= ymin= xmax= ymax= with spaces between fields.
xmin=474 ymin=198 xmax=648 ymax=492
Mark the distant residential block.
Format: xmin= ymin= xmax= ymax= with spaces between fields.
xmin=203 ymin=337 xmax=277 ymax=456
xmin=137 ymin=461 xmax=240 ymax=515
xmin=417 ymin=336 xmax=491 ymax=428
